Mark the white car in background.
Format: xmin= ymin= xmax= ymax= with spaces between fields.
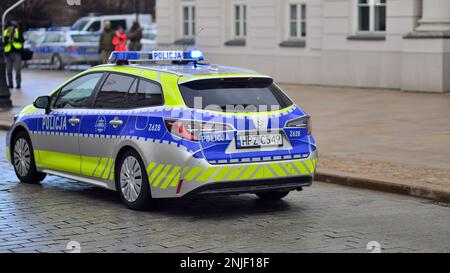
xmin=141 ymin=27 xmax=157 ymax=51
xmin=71 ymin=14 xmax=153 ymax=33
xmin=25 ymin=31 xmax=100 ymax=69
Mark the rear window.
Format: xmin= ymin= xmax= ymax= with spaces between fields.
xmin=71 ymin=35 xmax=99 ymax=43
xmin=178 ymin=78 xmax=293 ymax=112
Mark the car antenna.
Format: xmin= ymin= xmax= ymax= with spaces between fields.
xmin=193 ymin=27 xmax=205 ymax=68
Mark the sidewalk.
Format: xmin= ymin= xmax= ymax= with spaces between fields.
xmin=283 ymin=84 xmax=450 ymax=202
xmin=1 ymin=69 xmax=450 ymax=202
xmin=0 ymin=69 xmax=77 ymax=128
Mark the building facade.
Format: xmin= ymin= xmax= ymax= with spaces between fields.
xmin=156 ymin=0 xmax=450 ymax=92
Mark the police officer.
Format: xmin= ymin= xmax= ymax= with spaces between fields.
xmin=99 ymin=21 xmax=115 ymax=64
xmin=3 ymin=22 xmax=24 ymax=89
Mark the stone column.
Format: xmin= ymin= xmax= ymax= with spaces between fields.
xmin=415 ymin=0 xmax=450 ymax=35
xmin=401 ymin=0 xmax=450 ymax=92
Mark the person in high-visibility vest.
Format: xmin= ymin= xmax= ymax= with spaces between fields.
xmin=3 ymin=22 xmax=24 ymax=89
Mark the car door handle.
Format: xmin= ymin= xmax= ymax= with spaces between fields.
xmin=110 ymin=118 xmax=123 ymax=128
xmin=68 ymin=117 xmax=80 ymax=126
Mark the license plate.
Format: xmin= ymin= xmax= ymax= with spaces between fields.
xmin=236 ymin=133 xmax=283 ymax=149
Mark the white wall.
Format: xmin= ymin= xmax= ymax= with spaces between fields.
xmin=156 ymin=0 xmax=449 ymax=92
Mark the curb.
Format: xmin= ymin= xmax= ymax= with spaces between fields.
xmin=316 ymin=172 xmax=450 ymax=204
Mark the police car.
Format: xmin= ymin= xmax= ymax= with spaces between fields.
xmin=6 ymin=50 xmax=318 ymax=210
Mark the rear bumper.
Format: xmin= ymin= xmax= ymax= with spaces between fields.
xmin=184 ymin=176 xmax=313 ymax=198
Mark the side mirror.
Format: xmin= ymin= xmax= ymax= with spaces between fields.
xmin=33 ymin=96 xmax=51 ymax=114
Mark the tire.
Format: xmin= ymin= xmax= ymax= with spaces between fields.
xmin=52 ymin=54 xmax=64 ymax=70
xmin=115 ymin=149 xmax=152 ymax=210
xmin=12 ymin=131 xmax=47 ymax=184
xmin=256 ymin=191 xmax=290 ymax=201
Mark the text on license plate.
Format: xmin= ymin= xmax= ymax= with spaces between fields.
xmin=237 ymin=134 xmax=283 ymax=148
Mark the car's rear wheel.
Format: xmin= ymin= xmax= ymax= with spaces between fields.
xmin=116 ymin=149 xmax=152 ymax=210
xmin=12 ymin=131 xmax=46 ymax=184
xmin=51 ymin=54 xmax=64 ymax=70
xmin=256 ymin=191 xmax=289 ymax=201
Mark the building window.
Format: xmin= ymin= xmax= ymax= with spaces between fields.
xmin=234 ymin=3 xmax=247 ymax=38
xmin=357 ymin=0 xmax=386 ymax=32
xmin=289 ymin=3 xmax=307 ymax=38
xmin=182 ymin=3 xmax=196 ymax=37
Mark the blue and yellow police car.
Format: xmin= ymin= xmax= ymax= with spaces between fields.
xmin=6 ymin=50 xmax=317 ymax=210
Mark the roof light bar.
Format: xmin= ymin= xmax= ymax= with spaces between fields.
xmin=108 ymin=50 xmax=205 ymax=64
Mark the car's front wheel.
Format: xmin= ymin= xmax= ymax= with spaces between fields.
xmin=116 ymin=149 xmax=152 ymax=210
xmin=12 ymin=131 xmax=46 ymax=184
xmin=256 ymin=191 xmax=289 ymax=201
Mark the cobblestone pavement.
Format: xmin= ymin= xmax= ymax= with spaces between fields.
xmin=0 ymin=132 xmax=449 ymax=253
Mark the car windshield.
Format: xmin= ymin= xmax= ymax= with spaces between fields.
xmin=71 ymin=35 xmax=99 ymax=43
xmin=178 ymin=78 xmax=293 ymax=112
xmin=71 ymin=19 xmax=90 ymax=31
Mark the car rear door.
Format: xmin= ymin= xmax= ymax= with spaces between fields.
xmin=40 ymin=32 xmax=64 ymax=64
xmin=70 ymin=34 xmax=101 ymax=63
xmin=78 ymin=72 xmax=136 ymax=181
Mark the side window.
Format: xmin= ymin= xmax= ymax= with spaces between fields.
xmin=54 ymin=73 xmax=104 ymax=109
xmin=44 ymin=33 xmax=61 ymax=43
xmin=35 ymin=34 xmax=46 ymax=44
xmin=135 ymin=79 xmax=164 ymax=108
xmin=111 ymin=20 xmax=127 ymax=31
xmin=95 ymin=73 xmax=136 ymax=109
xmin=122 ymin=80 xmax=138 ymax=109
xmin=58 ymin=34 xmax=67 ymax=43
xmin=87 ymin=21 xmax=101 ymax=32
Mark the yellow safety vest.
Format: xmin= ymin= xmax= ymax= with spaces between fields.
xmin=3 ymin=28 xmax=23 ymax=53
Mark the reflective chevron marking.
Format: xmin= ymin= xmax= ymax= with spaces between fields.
xmin=184 ymin=167 xmax=203 ymax=182
xmin=197 ymin=167 xmax=219 ymax=183
xmin=304 ymin=160 xmax=314 ymax=174
xmin=211 ymin=166 xmax=233 ymax=182
xmin=161 ymin=166 xmax=181 ymax=189
xmin=226 ymin=166 xmax=247 ymax=181
xmin=292 ymin=161 xmax=309 ymax=175
xmin=148 ymin=164 xmax=164 ymax=185
xmin=169 ymin=171 xmax=182 ymax=187
xmin=268 ymin=163 xmax=287 ymax=177
xmin=238 ymin=165 xmax=259 ymax=181
xmin=153 ymin=164 xmax=173 ymax=187
xmin=146 ymin=162 xmax=157 ymax=175
xmin=146 ymin=158 xmax=316 ymax=189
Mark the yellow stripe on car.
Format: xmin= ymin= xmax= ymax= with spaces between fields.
xmin=184 ymin=167 xmax=203 ymax=182
xmin=148 ymin=164 xmax=164 ymax=185
xmin=161 ymin=166 xmax=181 ymax=189
xmin=196 ymin=167 xmax=219 ymax=183
xmin=153 ymin=164 xmax=173 ymax=187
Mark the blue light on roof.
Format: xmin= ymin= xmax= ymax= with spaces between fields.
xmin=188 ymin=50 xmax=204 ymax=61
xmin=108 ymin=50 xmax=205 ymax=64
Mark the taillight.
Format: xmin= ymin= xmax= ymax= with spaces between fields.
xmin=68 ymin=46 xmax=79 ymax=52
xmin=164 ymin=119 xmax=233 ymax=141
xmin=165 ymin=119 xmax=198 ymax=141
xmin=286 ymin=116 xmax=312 ymax=135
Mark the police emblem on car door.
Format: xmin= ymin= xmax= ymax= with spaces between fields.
xmin=78 ymin=73 xmax=136 ymax=181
